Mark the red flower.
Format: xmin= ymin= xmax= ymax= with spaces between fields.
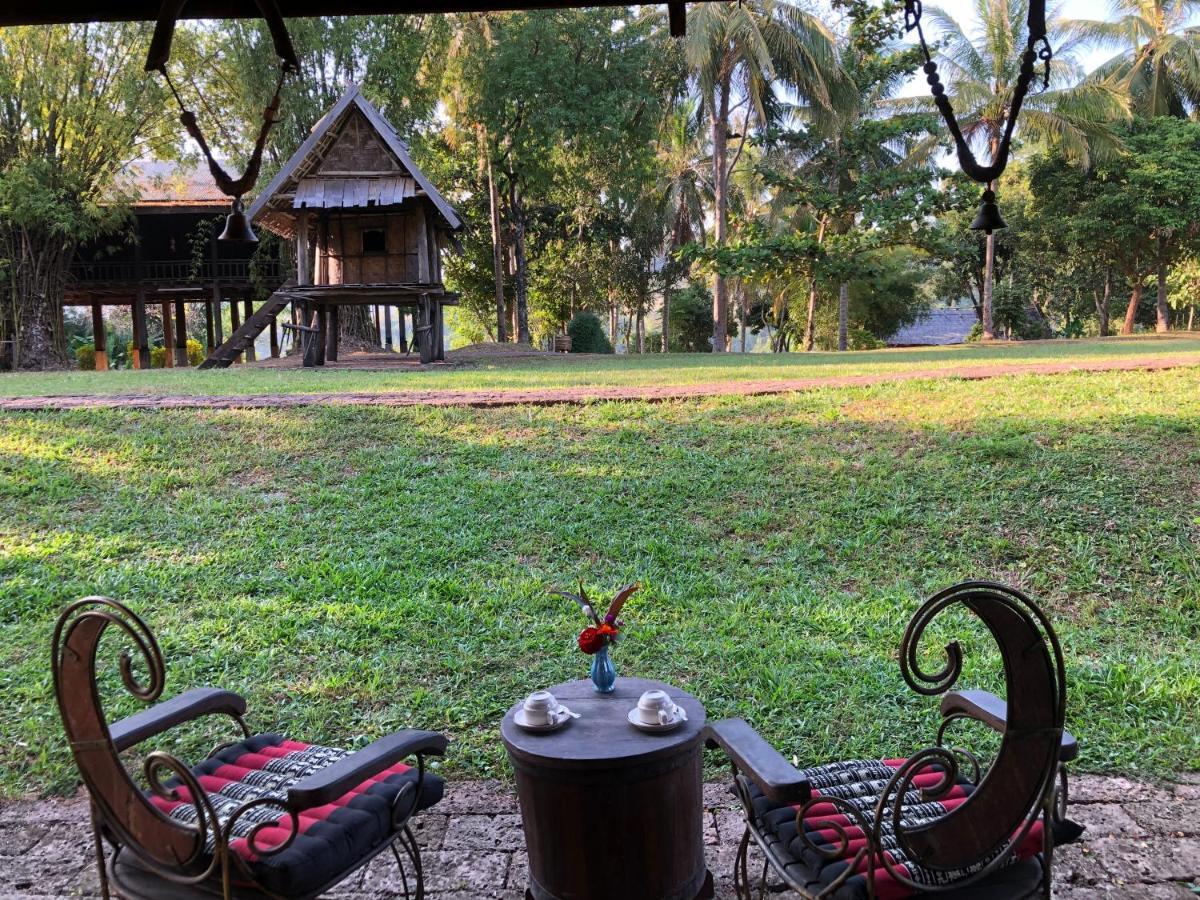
xmin=578 ymin=627 xmax=605 ymax=654
xmin=598 ymin=623 xmax=618 ymax=638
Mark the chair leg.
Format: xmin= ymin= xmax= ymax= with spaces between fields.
xmin=391 ymin=825 xmax=426 ymax=900
xmin=90 ymin=807 xmax=112 ymax=900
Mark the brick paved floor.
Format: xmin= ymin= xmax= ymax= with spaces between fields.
xmin=2 ymin=775 xmax=1197 ymax=899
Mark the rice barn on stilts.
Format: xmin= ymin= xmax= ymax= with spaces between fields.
xmin=203 ymin=84 xmax=464 ymax=368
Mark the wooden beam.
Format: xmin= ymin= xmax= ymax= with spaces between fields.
xmin=243 ymin=299 xmax=257 ymax=362
xmin=91 ymin=301 xmax=108 ymax=371
xmin=230 ymin=296 xmax=242 ymax=363
xmin=270 ymin=316 xmax=281 ymax=358
xmin=132 ymin=290 xmax=149 ymax=370
xmin=383 ymin=304 xmax=393 ymax=350
xmin=415 ymin=203 xmax=430 ymax=283
xmin=397 ymin=307 xmax=407 ymax=352
xmin=213 ymin=285 xmax=224 ymax=345
xmin=174 ymin=300 xmax=188 ymax=367
xmin=326 ymin=305 xmax=339 ymax=362
xmin=161 ymin=301 xmax=174 ymax=368
xmin=296 ymin=212 xmax=310 ymax=286
xmin=205 ymin=298 xmax=216 ymax=353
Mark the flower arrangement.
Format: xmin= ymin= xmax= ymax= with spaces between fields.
xmin=555 ymin=582 xmax=639 ymax=693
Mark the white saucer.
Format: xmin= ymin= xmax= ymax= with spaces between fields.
xmin=514 ymin=706 xmax=578 ymax=732
xmin=627 ymin=706 xmax=688 ymax=733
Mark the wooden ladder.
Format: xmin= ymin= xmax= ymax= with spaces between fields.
xmin=198 ymin=282 xmax=298 ymax=369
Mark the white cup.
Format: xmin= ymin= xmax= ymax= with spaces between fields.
xmin=637 ymin=689 xmax=680 ymax=726
xmin=523 ymin=690 xmax=560 ymax=726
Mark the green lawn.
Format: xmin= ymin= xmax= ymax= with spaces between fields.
xmin=1 ymin=365 xmax=1198 ymax=799
xmin=2 ymin=333 xmax=1200 ymax=397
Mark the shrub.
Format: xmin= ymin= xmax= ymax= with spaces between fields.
xmin=151 ymin=339 xmax=206 ymax=368
xmin=566 ymin=312 xmax=613 ymax=354
xmin=76 ymin=345 xmax=96 ymax=370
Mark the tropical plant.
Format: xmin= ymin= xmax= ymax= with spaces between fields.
xmin=922 ymin=0 xmax=1127 ymax=339
xmin=678 ymin=0 xmax=845 ymax=351
xmin=1070 ymin=0 xmax=1200 ymax=117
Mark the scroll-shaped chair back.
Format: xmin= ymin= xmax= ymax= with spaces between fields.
xmin=52 ymin=598 xmax=205 ymax=872
xmin=888 ymin=581 xmax=1065 ymax=876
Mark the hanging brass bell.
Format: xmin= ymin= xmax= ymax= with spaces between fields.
xmin=970 ymin=190 xmax=1007 ymax=235
xmin=218 ymin=198 xmax=258 ymax=244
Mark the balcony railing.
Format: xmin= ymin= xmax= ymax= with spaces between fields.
xmin=69 ymin=258 xmax=284 ymax=284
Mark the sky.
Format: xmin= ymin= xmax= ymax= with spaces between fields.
xmin=902 ymin=0 xmax=1120 ymax=82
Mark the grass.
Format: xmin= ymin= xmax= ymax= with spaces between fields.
xmin=1 ymin=333 xmax=1199 ymax=398
xmin=1 ymin=364 xmax=1198 ymax=800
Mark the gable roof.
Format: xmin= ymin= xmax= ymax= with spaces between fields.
xmin=248 ymin=84 xmax=462 ymax=235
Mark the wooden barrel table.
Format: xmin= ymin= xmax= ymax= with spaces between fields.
xmin=501 ymin=677 xmax=713 ymax=900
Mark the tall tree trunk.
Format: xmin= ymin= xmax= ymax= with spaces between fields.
xmin=1122 ymin=271 xmax=1142 ymax=335
xmin=5 ymin=228 xmax=71 ymax=369
xmin=484 ymin=130 xmax=507 ymax=343
xmin=1095 ymin=269 xmax=1111 ymax=337
xmin=508 ymin=179 xmax=531 ymax=344
xmin=636 ymin=300 xmax=645 ymax=353
xmin=802 ymin=219 xmax=827 ymax=352
xmin=803 ymin=277 xmax=818 ymax=352
xmin=837 ymin=281 xmax=850 ymax=351
xmin=982 ymin=229 xmax=996 ymax=340
xmin=709 ymin=72 xmax=731 ymax=352
xmin=1155 ymin=239 xmax=1170 ymax=333
xmin=738 ymin=282 xmax=747 ymax=352
xmin=661 ymin=288 xmax=670 ymax=353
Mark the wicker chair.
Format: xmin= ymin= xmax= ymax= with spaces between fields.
xmin=703 ymin=581 xmax=1084 ymax=900
xmin=52 ymin=597 xmax=447 ymax=900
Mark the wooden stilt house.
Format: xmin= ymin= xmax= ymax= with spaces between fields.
xmin=204 ymin=84 xmax=462 ymax=367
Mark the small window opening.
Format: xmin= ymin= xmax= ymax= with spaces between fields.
xmin=362 ymin=228 xmax=386 ymax=254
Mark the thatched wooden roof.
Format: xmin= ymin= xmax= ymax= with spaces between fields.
xmin=248 ymin=84 xmax=462 ymax=238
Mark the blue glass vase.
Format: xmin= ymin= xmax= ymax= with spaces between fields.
xmin=589 ymin=644 xmax=617 ymax=693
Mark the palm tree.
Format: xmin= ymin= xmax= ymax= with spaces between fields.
xmin=654 ymin=99 xmax=710 ymax=353
xmin=680 ymin=0 xmax=845 ymax=351
xmin=1070 ymin=0 xmax=1200 ymax=118
xmin=926 ymin=0 xmax=1126 ymax=339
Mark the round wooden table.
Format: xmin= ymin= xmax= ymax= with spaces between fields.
xmin=501 ymin=676 xmax=713 ymax=900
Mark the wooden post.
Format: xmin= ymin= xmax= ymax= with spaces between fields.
xmin=315 ymin=306 xmax=327 ymax=366
xmin=91 ymin=301 xmax=108 ymax=371
xmin=397 ymin=307 xmax=407 ymax=352
xmin=161 ymin=301 xmax=174 ymax=368
xmin=230 ymin=296 xmax=242 ymax=363
xmin=374 ymin=304 xmax=382 ymax=345
xmin=269 ymin=316 xmax=280 ymax=358
xmin=213 ymin=286 xmax=224 ymax=346
xmin=435 ymin=302 xmax=445 ymax=361
xmin=418 ymin=295 xmax=433 ymax=364
xmin=243 ymin=299 xmax=256 ymax=362
xmin=296 ymin=213 xmax=310 ymax=286
xmin=325 ymin=305 xmax=339 ymax=362
xmin=204 ymin=298 xmax=216 ymax=353
xmin=383 ymin=304 xmax=393 ymax=349
xmin=174 ymin=300 xmax=188 ymax=367
xmin=132 ymin=289 xmax=149 ymax=370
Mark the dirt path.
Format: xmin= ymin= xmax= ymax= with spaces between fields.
xmin=1 ymin=354 xmax=1197 ymax=412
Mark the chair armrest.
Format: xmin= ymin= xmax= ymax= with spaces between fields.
xmin=941 ymin=690 xmax=1078 ymax=762
xmin=109 ymin=688 xmax=247 ymax=753
xmin=703 ymin=718 xmax=810 ymax=804
xmin=287 ymin=729 xmax=448 ymax=810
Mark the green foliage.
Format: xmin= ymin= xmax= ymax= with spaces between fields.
xmin=566 ymin=312 xmax=613 ymax=354
xmin=75 ymin=344 xmax=96 ymax=370
xmin=3 ymin=361 xmax=1200 ymax=795
xmin=149 ymin=339 xmax=205 ymax=369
